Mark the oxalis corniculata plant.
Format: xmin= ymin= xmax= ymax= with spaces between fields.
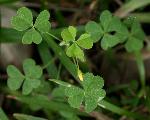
xmin=4 ymin=7 xmax=149 ymax=120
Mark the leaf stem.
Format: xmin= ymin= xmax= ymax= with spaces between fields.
xmin=42 ymin=57 xmax=57 ymax=69
xmin=134 ymin=52 xmax=146 ymax=97
xmin=46 ymin=32 xmax=62 ymax=41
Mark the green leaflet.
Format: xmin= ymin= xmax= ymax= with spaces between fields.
xmin=7 ymin=65 xmax=25 ymax=90
xmin=100 ymin=10 xmax=112 ymax=31
xmin=85 ymin=21 xmax=103 ymax=42
xmin=82 ymin=73 xmax=106 ymax=112
xmin=11 ymin=7 xmax=33 ymax=31
xmin=23 ymin=59 xmax=42 ymax=78
xmin=76 ymin=33 xmax=93 ymax=49
xmin=7 ymin=58 xmax=42 ymax=95
xmin=101 ymin=34 xmax=120 ymax=50
xmin=34 ymin=10 xmax=51 ymax=33
xmin=61 ymin=26 xmax=93 ymax=61
xmin=22 ymin=28 xmax=42 ymax=44
xmin=50 ymin=73 xmax=106 ymax=113
xmin=22 ymin=78 xmax=41 ymax=95
xmin=85 ymin=10 xmax=128 ymax=50
xmin=61 ymin=26 xmax=77 ymax=42
xmin=66 ymin=43 xmax=85 ymax=62
xmin=125 ymin=37 xmax=143 ymax=52
xmin=65 ymin=86 xmax=84 ymax=108
xmin=11 ymin=7 xmax=50 ymax=44
xmin=124 ymin=19 xmax=145 ymax=52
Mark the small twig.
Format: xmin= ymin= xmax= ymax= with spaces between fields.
xmin=42 ymin=57 xmax=57 ymax=69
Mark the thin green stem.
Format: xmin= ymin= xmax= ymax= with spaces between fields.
xmin=46 ymin=32 xmax=61 ymax=41
xmin=75 ymin=57 xmax=79 ymax=69
xmin=134 ymin=52 xmax=146 ymax=97
xmin=73 ymin=58 xmax=77 ymax=66
xmin=42 ymin=57 xmax=57 ymax=69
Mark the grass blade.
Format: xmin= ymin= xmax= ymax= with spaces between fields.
xmin=135 ymin=52 xmax=145 ymax=89
xmin=49 ymin=79 xmax=72 ymax=87
xmin=43 ymin=33 xmax=78 ymax=80
xmin=130 ymin=12 xmax=150 ymax=23
xmin=38 ymin=42 xmax=58 ymax=78
xmin=98 ymin=100 xmax=149 ymax=120
xmin=115 ymin=0 xmax=150 ymax=18
xmin=134 ymin=52 xmax=146 ymax=98
xmin=13 ymin=95 xmax=84 ymax=115
xmin=13 ymin=113 xmax=47 ymax=120
xmin=0 ymin=28 xmax=23 ymax=43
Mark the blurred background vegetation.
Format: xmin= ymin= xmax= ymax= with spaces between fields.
xmin=0 ymin=0 xmax=150 ymax=120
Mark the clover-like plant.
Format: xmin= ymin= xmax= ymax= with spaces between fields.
xmin=124 ymin=19 xmax=145 ymax=52
xmin=61 ymin=26 xmax=93 ymax=61
xmin=11 ymin=7 xmax=51 ymax=44
xmin=50 ymin=72 xmax=106 ymax=113
xmin=85 ymin=10 xmax=145 ymax=52
xmin=85 ymin=10 xmax=128 ymax=50
xmin=7 ymin=58 xmax=43 ymax=95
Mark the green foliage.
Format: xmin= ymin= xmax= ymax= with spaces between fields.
xmin=51 ymin=86 xmax=65 ymax=98
xmin=34 ymin=10 xmax=51 ymax=33
xmin=4 ymin=6 xmax=148 ymax=120
xmin=85 ymin=10 xmax=145 ymax=52
xmin=60 ymin=111 xmax=80 ymax=120
xmin=22 ymin=27 xmax=42 ymax=44
xmin=11 ymin=7 xmax=50 ymax=44
xmin=61 ymin=26 xmax=93 ymax=61
xmin=65 ymin=86 xmax=84 ymax=109
xmin=124 ymin=19 xmax=145 ymax=52
xmin=86 ymin=10 xmax=128 ymax=50
xmin=7 ymin=58 xmax=42 ymax=95
xmin=11 ymin=7 xmax=33 ymax=31
xmin=50 ymin=73 xmax=106 ymax=113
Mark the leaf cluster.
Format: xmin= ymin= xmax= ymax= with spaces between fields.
xmin=11 ymin=7 xmax=51 ymax=44
xmin=7 ymin=59 xmax=43 ymax=95
xmin=61 ymin=26 xmax=93 ymax=61
xmin=51 ymin=73 xmax=106 ymax=113
xmin=85 ymin=10 xmax=145 ymax=52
